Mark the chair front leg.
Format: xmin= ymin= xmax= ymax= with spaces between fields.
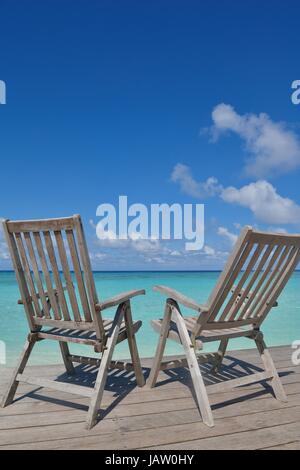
xmin=124 ymin=300 xmax=145 ymax=387
xmin=148 ymin=300 xmax=172 ymax=388
xmin=172 ymin=303 xmax=214 ymax=427
xmin=211 ymin=338 xmax=229 ymax=374
xmin=1 ymin=335 xmax=37 ymax=407
xmin=86 ymin=303 xmax=125 ymax=430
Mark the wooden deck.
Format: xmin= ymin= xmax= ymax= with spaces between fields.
xmin=0 ymin=345 xmax=299 ymax=450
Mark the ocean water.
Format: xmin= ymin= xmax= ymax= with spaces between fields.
xmin=0 ymin=271 xmax=299 ymax=366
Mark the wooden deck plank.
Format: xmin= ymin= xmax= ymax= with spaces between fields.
xmin=0 ymin=364 xmax=298 ymax=420
xmin=0 ymin=355 xmax=296 ymax=396
xmin=0 ymin=345 xmax=299 ymax=450
xmin=147 ymin=421 xmax=300 ymax=450
xmin=2 ymin=405 xmax=300 ymax=450
xmin=264 ymin=440 xmax=300 ymax=450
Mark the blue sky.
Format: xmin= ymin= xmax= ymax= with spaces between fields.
xmin=1 ymin=0 xmax=300 ymax=269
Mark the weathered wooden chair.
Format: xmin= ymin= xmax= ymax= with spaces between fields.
xmin=148 ymin=227 xmax=300 ymax=427
xmin=1 ymin=215 xmax=145 ymax=429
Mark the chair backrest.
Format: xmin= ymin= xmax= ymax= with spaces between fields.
xmin=196 ymin=227 xmax=300 ymax=333
xmin=2 ymin=215 xmax=105 ymax=341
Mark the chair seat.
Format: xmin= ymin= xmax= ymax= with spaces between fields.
xmin=37 ymin=318 xmax=142 ymax=346
xmin=151 ymin=316 xmax=254 ymax=348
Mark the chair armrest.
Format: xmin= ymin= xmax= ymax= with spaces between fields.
xmin=153 ymin=285 xmax=208 ymax=312
xmin=96 ymin=289 xmax=145 ymax=311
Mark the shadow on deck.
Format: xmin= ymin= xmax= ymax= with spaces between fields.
xmin=0 ymin=345 xmax=299 ymax=450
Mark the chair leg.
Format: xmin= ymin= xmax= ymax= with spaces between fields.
xmin=124 ymin=301 xmax=145 ymax=387
xmin=85 ymin=304 xmax=124 ymax=430
xmin=173 ymin=305 xmax=214 ymax=427
xmin=255 ymin=332 xmax=287 ymax=402
xmin=1 ymin=336 xmax=36 ymax=408
xmin=147 ymin=301 xmax=172 ymax=388
xmin=211 ymin=338 xmax=229 ymax=374
xmin=59 ymin=342 xmax=75 ymax=375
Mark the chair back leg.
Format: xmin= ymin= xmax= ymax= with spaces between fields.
xmin=59 ymin=341 xmax=75 ymax=375
xmin=255 ymin=332 xmax=288 ymax=402
xmin=211 ymin=338 xmax=229 ymax=374
xmin=148 ymin=301 xmax=172 ymax=388
xmin=124 ymin=301 xmax=145 ymax=387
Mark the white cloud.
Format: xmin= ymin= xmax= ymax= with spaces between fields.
xmin=185 ymin=244 xmax=228 ymax=261
xmin=132 ymin=236 xmax=161 ymax=253
xmin=92 ymin=223 xmax=130 ymax=249
xmin=171 ymin=163 xmax=222 ymax=198
xmin=203 ymin=245 xmax=216 ymax=256
xmin=171 ymin=164 xmax=300 ymax=225
xmin=89 ymin=219 xmax=97 ymax=229
xmin=210 ymin=103 xmax=300 ymax=177
xmin=217 ymin=226 xmax=238 ymax=245
xmin=170 ymin=250 xmax=181 ymax=256
xmin=145 ymin=256 xmax=165 ymax=264
xmin=91 ymin=219 xmax=162 ymax=252
xmin=221 ymin=180 xmax=300 ymax=224
xmin=267 ymin=226 xmax=288 ymax=234
xmin=89 ymin=252 xmax=107 ymax=261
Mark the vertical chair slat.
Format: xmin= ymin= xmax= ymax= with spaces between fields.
xmin=66 ymin=229 xmax=92 ymax=322
xmin=2 ymin=224 xmax=36 ymax=331
xmin=54 ymin=230 xmax=82 ymax=323
xmin=225 ymin=243 xmax=265 ymax=322
xmin=207 ymin=226 xmax=252 ymax=309
xmin=244 ymin=244 xmax=291 ymax=320
xmin=23 ymin=232 xmax=52 ymax=319
xmin=32 ymin=232 xmax=61 ymax=320
xmin=73 ymin=216 xmax=104 ymax=341
xmin=236 ymin=242 xmax=275 ymax=321
xmin=43 ymin=231 xmax=71 ymax=321
xmin=211 ymin=240 xmax=254 ymax=322
xmin=256 ymin=247 xmax=300 ymax=326
xmin=240 ymin=243 xmax=284 ymax=319
xmin=14 ymin=233 xmax=43 ymax=318
xmin=251 ymin=246 xmax=297 ymax=320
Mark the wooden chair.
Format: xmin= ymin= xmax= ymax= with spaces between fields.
xmin=1 ymin=215 xmax=145 ymax=429
xmin=148 ymin=227 xmax=300 ymax=427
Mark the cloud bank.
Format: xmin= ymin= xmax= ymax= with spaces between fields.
xmin=171 ymin=164 xmax=300 ymax=225
xmin=221 ymin=180 xmax=300 ymax=224
xmin=171 ymin=163 xmax=222 ymax=198
xmin=210 ymin=103 xmax=300 ymax=178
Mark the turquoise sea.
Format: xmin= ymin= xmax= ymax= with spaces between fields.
xmin=0 ymin=271 xmax=299 ymax=366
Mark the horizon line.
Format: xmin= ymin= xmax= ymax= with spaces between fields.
xmin=0 ymin=269 xmax=224 ymax=273
xmin=0 ymin=269 xmax=300 ymax=273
